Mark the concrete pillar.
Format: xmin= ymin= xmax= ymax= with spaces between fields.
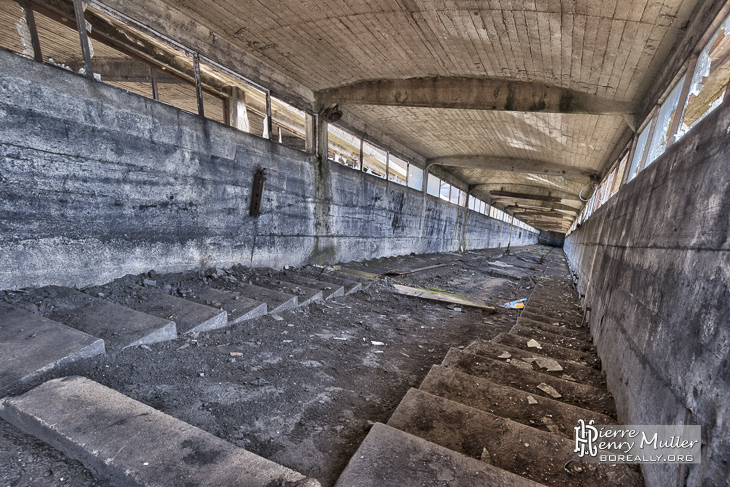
xmin=226 ymin=87 xmax=249 ymax=132
xmin=305 ymin=113 xmax=315 ymax=154
xmin=316 ymin=113 xmax=328 ymax=162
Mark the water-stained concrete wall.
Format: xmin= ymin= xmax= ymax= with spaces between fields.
xmin=0 ymin=51 xmax=537 ymax=290
xmin=564 ymin=99 xmax=730 ymax=487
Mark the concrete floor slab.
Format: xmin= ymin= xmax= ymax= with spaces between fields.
xmin=10 ymin=286 xmax=176 ymax=351
xmin=464 ymin=339 xmax=606 ymax=389
xmin=441 ymin=348 xmax=616 ymax=416
xmin=88 ymin=286 xmax=227 ymax=335
xmin=510 ymin=324 xmax=596 ymax=352
xmin=250 ymin=276 xmax=323 ymax=306
xmin=191 ymin=287 xmax=267 ymax=325
xmin=335 ymin=422 xmax=546 ymax=487
xmin=0 ymin=376 xmax=319 ymax=487
xmin=387 ymin=389 xmax=642 ymax=487
xmin=0 ymin=304 xmax=104 ymax=397
xmin=419 ymin=365 xmax=614 ymax=439
xmin=235 ymin=283 xmax=298 ymax=314
xmin=280 ymin=272 xmax=345 ymax=300
xmin=492 ymin=333 xmax=600 ymax=368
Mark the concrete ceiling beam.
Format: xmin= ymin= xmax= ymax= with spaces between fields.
xmin=427 ymin=156 xmax=597 ymax=178
xmin=316 ymin=77 xmax=637 ymax=118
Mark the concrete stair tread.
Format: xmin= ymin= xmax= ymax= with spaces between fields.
xmin=510 ymin=324 xmax=595 ymax=352
xmin=464 ymin=339 xmax=606 ymax=388
xmin=233 ymin=283 xmax=298 ymax=314
xmin=517 ymin=316 xmax=591 ymax=340
xmin=492 ymin=333 xmax=600 ymax=369
xmin=387 ymin=389 xmax=642 ymax=487
xmin=249 ymin=276 xmax=323 ymax=306
xmin=420 ymin=365 xmax=614 ymax=439
xmin=86 ymin=286 xmax=227 ymax=335
xmin=183 ymin=287 xmax=267 ymax=326
xmin=0 ymin=304 xmax=105 ymax=396
xmin=0 ymin=376 xmax=318 ymax=486
xmin=335 ymin=422 xmax=546 ymax=487
xmin=442 ymin=348 xmax=616 ymax=416
xmin=280 ymin=272 xmax=345 ymax=300
xmin=11 ymin=286 xmax=176 ymax=350
xmin=333 ymin=269 xmax=375 ymax=287
xmin=521 ymin=310 xmax=583 ymax=326
xmin=306 ymin=273 xmax=362 ymax=295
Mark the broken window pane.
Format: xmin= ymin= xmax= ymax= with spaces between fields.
xmin=611 ymin=152 xmax=629 ymax=195
xmin=449 ymin=187 xmax=460 ymax=205
xmin=627 ymin=121 xmax=651 ymax=182
xmin=677 ymin=15 xmax=730 ymax=140
xmin=33 ymin=9 xmax=82 ymax=70
xmin=646 ymin=79 xmax=685 ymax=167
xmin=328 ymin=125 xmax=360 ymax=168
xmin=427 ymin=174 xmax=440 ymax=197
xmin=91 ymin=39 xmax=153 ymax=99
xmin=439 ymin=181 xmax=451 ymax=201
xmin=468 ymin=196 xmax=476 ymax=211
xmin=362 ymin=141 xmax=387 ymax=178
xmin=0 ymin=0 xmax=28 ymax=56
xmin=407 ymin=164 xmax=423 ymax=191
xmin=388 ymin=154 xmax=408 ymax=185
xmin=272 ymin=97 xmax=306 ymax=151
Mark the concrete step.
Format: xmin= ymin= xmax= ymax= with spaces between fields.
xmin=249 ymin=276 xmax=323 ymax=306
xmin=441 ymin=349 xmax=616 ymax=416
xmin=280 ymin=271 xmax=345 ymax=300
xmin=234 ymin=283 xmax=298 ymax=314
xmin=509 ymin=324 xmax=596 ymax=352
xmin=492 ymin=333 xmax=600 ymax=369
xmin=307 ymin=273 xmax=362 ymax=295
xmin=333 ymin=269 xmax=374 ymax=288
xmin=0 ymin=376 xmax=320 ymax=487
xmin=86 ymin=286 xmax=227 ymax=335
xmin=521 ymin=309 xmax=583 ymax=326
xmin=517 ymin=316 xmax=591 ymax=341
xmin=387 ymin=389 xmax=641 ymax=487
xmin=335 ymin=422 xmax=546 ymax=487
xmin=419 ymin=365 xmax=614 ymax=439
xmin=10 ymin=286 xmax=176 ymax=350
xmin=0 ymin=304 xmax=105 ymax=396
xmin=186 ymin=287 xmax=267 ymax=325
xmin=464 ymin=339 xmax=606 ymax=389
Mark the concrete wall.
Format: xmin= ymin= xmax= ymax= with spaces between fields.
xmin=0 ymin=50 xmax=537 ymax=290
xmin=564 ymin=100 xmax=730 ymax=487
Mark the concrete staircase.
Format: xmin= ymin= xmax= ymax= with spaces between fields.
xmin=0 ymin=264 xmax=372 ymax=486
xmin=335 ymin=251 xmax=645 ymax=486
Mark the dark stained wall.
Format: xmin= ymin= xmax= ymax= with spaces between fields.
xmin=0 ymin=50 xmax=537 ymax=290
xmin=564 ymin=98 xmax=730 ymax=487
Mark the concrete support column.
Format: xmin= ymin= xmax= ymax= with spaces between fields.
xmin=226 ymin=87 xmax=250 ymax=132
xmin=304 ymin=113 xmax=315 ymax=154
xmin=316 ymin=113 xmax=328 ymax=162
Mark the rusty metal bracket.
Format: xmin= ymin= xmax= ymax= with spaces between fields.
xmin=249 ymin=168 xmax=267 ymax=217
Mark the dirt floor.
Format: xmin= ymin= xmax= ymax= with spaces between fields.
xmin=0 ymin=245 xmax=554 ymax=487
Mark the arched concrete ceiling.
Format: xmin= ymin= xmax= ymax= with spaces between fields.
xmin=160 ymin=0 xmax=699 ymax=232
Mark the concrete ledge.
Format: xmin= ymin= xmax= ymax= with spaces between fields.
xmin=0 ymin=304 xmax=105 ymax=397
xmin=0 ymin=376 xmax=319 ymax=487
xmin=335 ymin=422 xmax=545 ymax=487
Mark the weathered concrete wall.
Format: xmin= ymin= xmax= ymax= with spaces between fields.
xmin=0 ymin=51 xmax=537 ymax=290
xmin=564 ymin=100 xmax=730 ymax=487
xmin=538 ymin=230 xmax=565 ymax=247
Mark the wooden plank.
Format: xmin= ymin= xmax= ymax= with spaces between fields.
xmin=392 ymin=284 xmax=496 ymax=311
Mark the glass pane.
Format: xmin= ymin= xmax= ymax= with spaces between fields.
xmin=408 ymin=164 xmax=423 ymax=190
xmin=272 ymin=97 xmax=306 ymax=151
xmin=328 ymin=125 xmax=360 ymax=169
xmin=450 ymin=187 xmax=460 ymax=205
xmin=611 ymin=152 xmax=629 ymax=195
xmin=34 ymin=10 xmax=82 ymax=69
xmin=388 ymin=154 xmax=408 ymax=185
xmin=646 ymin=79 xmax=685 ymax=167
xmin=363 ymin=141 xmax=387 ymax=178
xmin=627 ymin=122 xmax=651 ymax=182
xmin=439 ymin=181 xmax=451 ymax=201
xmin=0 ymin=0 xmax=28 ymax=56
xmin=678 ymin=15 xmax=730 ymax=140
xmin=427 ymin=174 xmax=440 ymax=197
